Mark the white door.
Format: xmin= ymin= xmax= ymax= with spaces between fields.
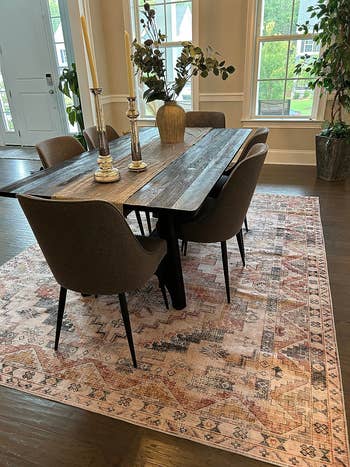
xmin=0 ymin=0 xmax=66 ymax=146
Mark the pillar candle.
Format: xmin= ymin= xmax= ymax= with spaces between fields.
xmin=124 ymin=30 xmax=135 ymax=97
xmin=81 ymin=16 xmax=99 ymax=89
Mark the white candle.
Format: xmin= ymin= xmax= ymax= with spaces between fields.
xmin=124 ymin=30 xmax=135 ymax=97
xmin=81 ymin=16 xmax=99 ymax=88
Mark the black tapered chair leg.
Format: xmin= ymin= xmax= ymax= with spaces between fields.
xmin=118 ymin=293 xmax=137 ymax=368
xmin=220 ymin=241 xmax=231 ymax=303
xmin=159 ymin=281 xmax=169 ymax=310
xmin=183 ymin=240 xmax=188 ymax=256
xmin=244 ymin=216 xmax=249 ymax=232
xmin=145 ymin=211 xmax=152 ymax=235
xmin=135 ymin=210 xmax=145 ymax=236
xmin=236 ymin=229 xmax=246 ymax=267
xmin=55 ymin=286 xmax=67 ymax=350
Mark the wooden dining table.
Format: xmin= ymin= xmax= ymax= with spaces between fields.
xmin=0 ymin=127 xmax=252 ymax=310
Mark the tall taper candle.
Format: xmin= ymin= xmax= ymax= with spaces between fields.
xmin=124 ymin=30 xmax=135 ymax=98
xmin=81 ymin=16 xmax=99 ymax=89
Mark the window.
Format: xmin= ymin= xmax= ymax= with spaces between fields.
xmin=0 ymin=70 xmax=14 ymax=132
xmin=48 ymin=0 xmax=76 ymax=132
xmin=251 ymin=0 xmax=320 ymax=119
xmin=131 ymin=0 xmax=193 ymax=118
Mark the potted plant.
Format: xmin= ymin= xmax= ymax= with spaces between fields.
xmin=131 ymin=2 xmax=235 ymax=144
xmin=295 ymin=0 xmax=350 ymax=181
xmin=58 ymin=63 xmax=86 ymax=149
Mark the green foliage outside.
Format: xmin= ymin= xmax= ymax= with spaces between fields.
xmin=258 ymin=0 xmax=316 ymax=115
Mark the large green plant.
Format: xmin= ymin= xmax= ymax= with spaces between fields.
xmin=295 ymin=0 xmax=350 ymax=139
xmin=58 ymin=63 xmax=86 ymax=147
xmin=132 ymin=2 xmax=235 ymax=103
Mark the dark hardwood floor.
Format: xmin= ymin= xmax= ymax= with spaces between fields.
xmin=0 ymin=158 xmax=349 ymax=467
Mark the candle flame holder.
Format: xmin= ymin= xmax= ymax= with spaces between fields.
xmin=127 ymin=97 xmax=147 ymax=172
xmin=91 ymin=88 xmax=120 ymax=183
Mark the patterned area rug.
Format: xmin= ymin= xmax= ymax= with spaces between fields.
xmin=0 ymin=194 xmax=348 ymax=467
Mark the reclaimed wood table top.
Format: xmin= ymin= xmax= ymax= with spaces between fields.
xmin=0 ymin=127 xmax=252 ymax=213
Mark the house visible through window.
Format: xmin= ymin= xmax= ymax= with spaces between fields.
xmin=253 ymin=0 xmax=320 ymax=119
xmin=131 ymin=0 xmax=192 ymax=118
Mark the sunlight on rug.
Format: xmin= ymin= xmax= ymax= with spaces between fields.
xmin=0 ymin=194 xmax=348 ymax=467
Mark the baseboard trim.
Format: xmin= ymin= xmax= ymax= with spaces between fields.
xmin=266 ymin=149 xmax=316 ymax=166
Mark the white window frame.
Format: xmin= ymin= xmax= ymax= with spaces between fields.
xmin=242 ymin=0 xmax=326 ymax=127
xmin=123 ymin=0 xmax=199 ymax=122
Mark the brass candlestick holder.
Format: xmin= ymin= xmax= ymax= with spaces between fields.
xmin=127 ymin=97 xmax=147 ymax=172
xmin=91 ymin=88 xmax=120 ymax=183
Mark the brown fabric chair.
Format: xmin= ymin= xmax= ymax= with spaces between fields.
xmin=185 ymin=111 xmax=225 ymax=129
xmin=84 ymin=125 xmax=152 ymax=236
xmin=83 ymin=125 xmax=120 ymax=151
xmin=36 ymin=136 xmax=85 ymax=169
xmin=176 ymin=143 xmax=268 ymax=303
xmin=18 ymin=195 xmax=168 ymax=368
xmin=226 ymin=127 xmax=269 ymax=171
xmin=210 ymin=127 xmax=270 ymax=233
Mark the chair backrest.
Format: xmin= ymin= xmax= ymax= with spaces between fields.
xmin=236 ymin=127 xmax=269 ymax=164
xmin=83 ymin=125 xmax=120 ymax=151
xmin=18 ymin=196 xmax=160 ymax=295
xmin=36 ymin=136 xmax=85 ymax=169
xmin=200 ymin=143 xmax=268 ymax=241
xmin=185 ymin=111 xmax=225 ymax=128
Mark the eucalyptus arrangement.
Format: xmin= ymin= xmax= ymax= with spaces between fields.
xmin=131 ymin=1 xmax=235 ymax=143
xmin=58 ymin=63 xmax=86 ymax=148
xmin=132 ymin=3 xmax=234 ymax=103
xmin=295 ymin=0 xmax=350 ymax=180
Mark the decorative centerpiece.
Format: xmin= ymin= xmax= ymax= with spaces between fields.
xmin=131 ymin=2 xmax=235 ymax=144
xmin=81 ymin=16 xmax=120 ymax=183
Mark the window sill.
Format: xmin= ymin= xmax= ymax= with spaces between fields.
xmin=241 ymin=119 xmax=324 ymax=129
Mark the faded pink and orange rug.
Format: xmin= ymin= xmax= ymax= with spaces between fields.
xmin=0 ymin=194 xmax=348 ymax=467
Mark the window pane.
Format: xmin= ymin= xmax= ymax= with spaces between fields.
xmin=139 ymin=4 xmax=166 ymax=40
xmin=165 ymin=2 xmax=192 ymax=42
xmin=165 ymin=46 xmax=191 ymax=109
xmin=287 ymin=79 xmax=314 ymax=116
xmin=287 ymin=39 xmax=319 ymax=78
xmin=261 ymin=0 xmax=293 ymax=36
xmin=291 ymin=0 xmax=319 ymax=34
xmin=259 ymin=41 xmax=289 ymax=79
xmin=0 ymin=91 xmax=15 ymax=132
xmin=48 ymin=0 xmax=60 ymax=17
xmin=55 ymin=43 xmax=67 ymax=67
xmin=257 ymin=80 xmax=287 ymax=116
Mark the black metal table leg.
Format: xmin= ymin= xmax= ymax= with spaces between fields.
xmin=157 ymin=213 xmax=186 ymax=310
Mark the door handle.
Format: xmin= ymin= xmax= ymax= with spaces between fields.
xmin=48 ymin=89 xmax=54 ymax=94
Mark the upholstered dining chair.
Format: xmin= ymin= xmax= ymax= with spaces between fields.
xmin=83 ymin=124 xmax=153 ymax=236
xmin=83 ymin=125 xmax=120 ymax=151
xmin=180 ymin=111 xmax=226 ymax=255
xmin=36 ymin=136 xmax=85 ymax=169
xmin=210 ymin=127 xmax=269 ymax=233
xmin=18 ymin=195 xmax=168 ymax=368
xmin=175 ymin=143 xmax=268 ymax=303
xmin=185 ymin=111 xmax=226 ymax=129
xmin=36 ymin=133 xmax=147 ymax=236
